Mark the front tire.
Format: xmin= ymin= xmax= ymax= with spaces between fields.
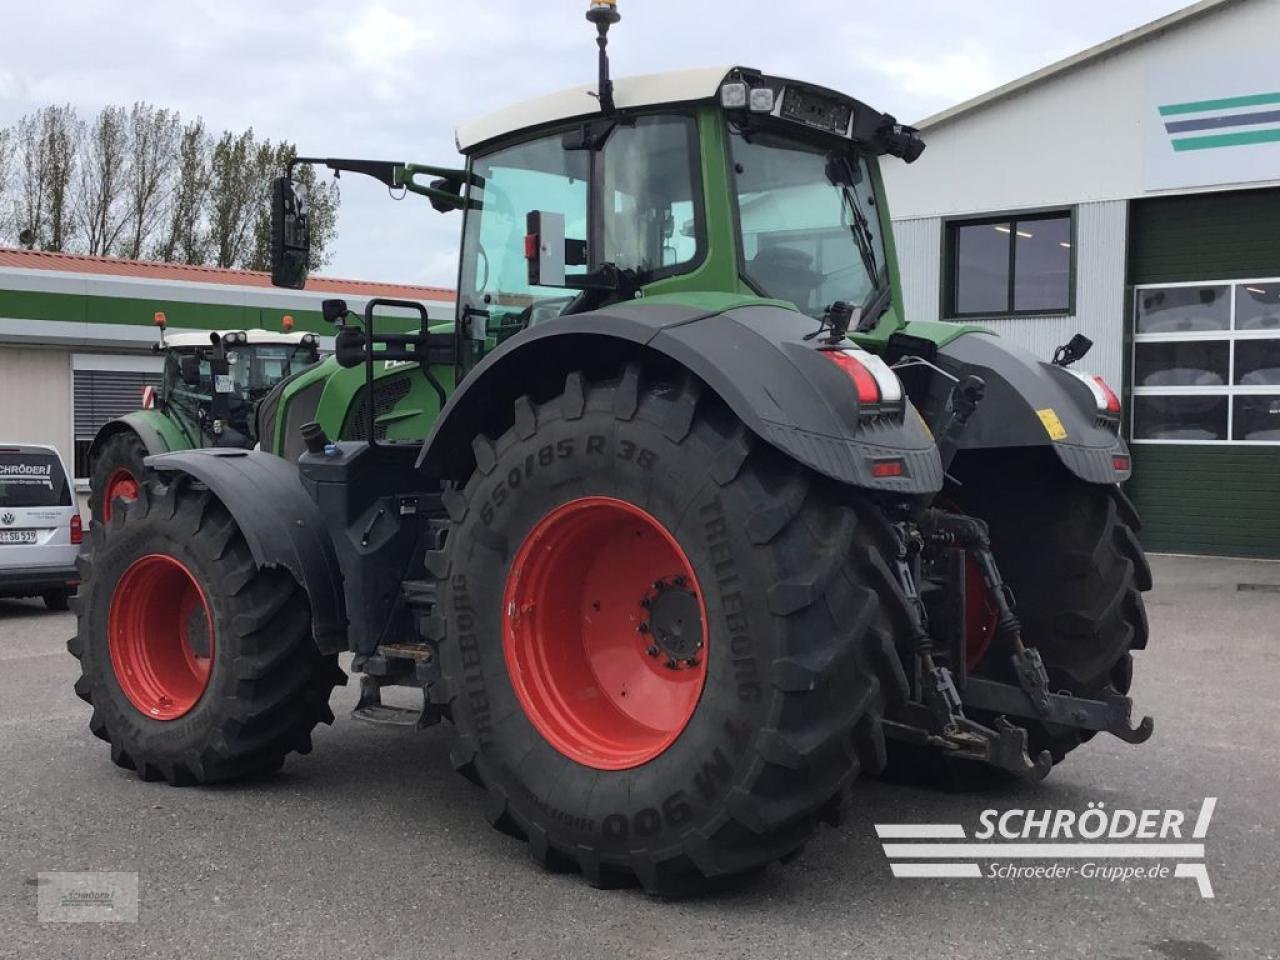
xmin=69 ymin=477 xmax=345 ymax=784
xmin=43 ymin=589 xmax=70 ymax=611
xmin=430 ymin=366 xmax=907 ymax=894
xmin=90 ymin=430 xmax=150 ymax=525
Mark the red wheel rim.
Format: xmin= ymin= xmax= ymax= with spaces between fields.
xmin=102 ymin=468 xmax=140 ymax=522
xmin=503 ymin=496 xmax=708 ymax=770
xmin=107 ymin=554 xmax=214 ymax=720
xmin=964 ymin=554 xmax=998 ymax=670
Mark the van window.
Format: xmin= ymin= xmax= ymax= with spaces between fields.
xmin=0 ymin=450 xmax=72 ymax=507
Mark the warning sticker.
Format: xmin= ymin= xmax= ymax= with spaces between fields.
xmin=1036 ymin=408 xmax=1068 ymax=441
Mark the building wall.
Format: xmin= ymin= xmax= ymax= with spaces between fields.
xmin=881 ymin=0 xmax=1280 ymax=219
xmin=0 ymin=347 xmax=72 ymax=470
xmin=893 ymin=200 xmax=1130 ymax=385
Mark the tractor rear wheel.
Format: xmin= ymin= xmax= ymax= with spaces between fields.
xmin=429 ymin=366 xmax=908 ymax=894
xmin=90 ymin=430 xmax=150 ymax=525
xmin=68 ymin=477 xmax=345 ymax=784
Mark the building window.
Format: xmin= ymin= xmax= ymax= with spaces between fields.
xmin=1131 ymin=279 xmax=1280 ymax=444
xmin=945 ymin=210 xmax=1074 ymax=317
xmin=72 ymin=355 xmax=164 ymax=480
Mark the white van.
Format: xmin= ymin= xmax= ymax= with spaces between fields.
xmin=0 ymin=444 xmax=81 ymax=610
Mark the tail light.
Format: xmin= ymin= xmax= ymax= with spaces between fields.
xmin=821 ymin=348 xmax=904 ymax=409
xmin=1068 ymin=370 xmax=1121 ymax=416
xmin=70 ymin=513 xmax=83 ymax=545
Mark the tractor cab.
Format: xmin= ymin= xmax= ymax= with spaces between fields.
xmin=449 ymin=66 xmax=923 ymax=372
xmin=452 ymin=68 xmax=921 ymax=361
xmin=155 ymin=329 xmax=321 ymax=446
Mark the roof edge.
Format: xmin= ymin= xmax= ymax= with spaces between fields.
xmin=915 ymin=0 xmax=1246 ymax=131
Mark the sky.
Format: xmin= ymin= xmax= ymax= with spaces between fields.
xmin=1 ymin=0 xmax=1192 ymax=289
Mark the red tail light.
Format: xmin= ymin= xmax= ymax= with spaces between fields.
xmin=70 ymin=513 xmax=83 ymax=545
xmin=822 ymin=350 xmax=881 ymax=404
xmin=1093 ymin=376 xmax=1121 ymax=415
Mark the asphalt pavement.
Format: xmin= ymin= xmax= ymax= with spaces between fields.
xmin=2 ymin=554 xmax=1277 ymax=959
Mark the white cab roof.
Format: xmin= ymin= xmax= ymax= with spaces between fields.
xmin=160 ymin=330 xmax=315 ymax=349
xmin=456 ymin=66 xmax=734 ymax=152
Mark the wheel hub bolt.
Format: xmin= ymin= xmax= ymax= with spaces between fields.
xmin=646 ymin=645 xmax=660 ymax=657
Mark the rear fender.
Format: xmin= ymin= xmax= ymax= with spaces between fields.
xmin=145 ymin=449 xmax=348 ymax=652
xmin=419 ymin=303 xmax=943 ymax=495
xmin=936 ymin=332 xmax=1131 ymax=484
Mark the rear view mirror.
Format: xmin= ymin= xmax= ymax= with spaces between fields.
xmin=271 ymin=176 xmax=311 ymax=289
xmin=178 ymin=355 xmax=201 ymax=386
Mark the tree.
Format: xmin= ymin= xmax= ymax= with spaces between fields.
xmin=40 ymin=105 xmax=81 ymax=251
xmin=76 ymin=105 xmax=130 ymax=256
xmin=153 ymin=117 xmax=211 ymax=265
xmin=122 ymin=103 xmax=179 ymax=260
xmin=2 ymin=101 xmax=340 ymax=269
xmin=207 ymin=128 xmax=259 ymax=268
xmin=0 ymin=127 xmax=15 ymax=243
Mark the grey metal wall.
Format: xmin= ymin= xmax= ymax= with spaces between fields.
xmin=892 ymin=200 xmax=1129 ymax=386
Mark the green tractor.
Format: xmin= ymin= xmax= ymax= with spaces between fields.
xmin=70 ymin=1 xmax=1153 ymax=894
xmin=87 ymin=321 xmax=322 ymax=523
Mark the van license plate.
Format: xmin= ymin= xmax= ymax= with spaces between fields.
xmin=0 ymin=530 xmax=37 ymax=544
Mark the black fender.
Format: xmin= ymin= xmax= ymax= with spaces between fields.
xmin=145 ymin=448 xmax=348 ymax=653
xmin=419 ymin=302 xmax=943 ymax=494
xmin=937 ymin=332 xmax=1131 ymax=484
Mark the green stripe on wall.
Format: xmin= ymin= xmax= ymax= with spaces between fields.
xmin=1158 ymin=91 xmax=1280 ymax=116
xmin=1171 ymin=127 xmax=1280 ymax=151
xmin=0 ymin=288 xmax=426 ymax=335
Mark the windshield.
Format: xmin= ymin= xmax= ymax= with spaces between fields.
xmin=730 ymin=127 xmax=886 ymax=320
xmin=457 ymin=115 xmax=702 ymax=369
xmin=226 ymin=344 xmax=318 ymax=400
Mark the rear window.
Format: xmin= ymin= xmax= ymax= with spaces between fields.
xmin=0 ymin=450 xmax=71 ymax=507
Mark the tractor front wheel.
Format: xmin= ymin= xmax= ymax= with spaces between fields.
xmin=430 ymin=366 xmax=908 ymax=894
xmin=68 ymin=477 xmax=345 ymax=784
xmin=90 ymin=430 xmax=150 ymax=525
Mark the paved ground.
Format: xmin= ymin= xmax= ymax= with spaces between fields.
xmin=2 ymin=554 xmax=1278 ymax=959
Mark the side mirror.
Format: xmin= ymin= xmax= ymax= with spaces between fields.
xmin=179 ymin=355 xmax=201 ymax=386
xmin=322 ymin=298 xmax=349 ymax=325
xmin=271 ymin=176 xmax=311 ymax=289
xmin=334 ymin=327 xmax=367 ymax=369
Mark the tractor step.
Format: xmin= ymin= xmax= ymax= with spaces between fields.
xmin=350 ymin=674 xmax=439 ymax=728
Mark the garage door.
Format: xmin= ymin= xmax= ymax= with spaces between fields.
xmin=1125 ymin=187 xmax=1280 ymax=558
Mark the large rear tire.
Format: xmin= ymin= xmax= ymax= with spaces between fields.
xmin=90 ymin=430 xmax=151 ymax=525
xmin=429 ymin=366 xmax=908 ymax=894
xmin=68 ymin=477 xmax=345 ymax=784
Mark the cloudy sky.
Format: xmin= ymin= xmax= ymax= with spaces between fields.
xmin=2 ymin=0 xmax=1189 ymax=289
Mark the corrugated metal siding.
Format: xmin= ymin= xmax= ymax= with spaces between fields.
xmin=1124 ymin=187 xmax=1280 ymax=559
xmin=891 ymin=200 xmax=1128 ymax=385
xmin=892 ymin=217 xmax=942 ymax=324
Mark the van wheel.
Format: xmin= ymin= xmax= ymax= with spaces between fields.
xmin=43 ymin=589 xmax=70 ymax=612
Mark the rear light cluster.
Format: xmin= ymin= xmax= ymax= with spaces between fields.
xmin=1067 ymin=369 xmax=1121 ymax=416
xmin=70 ymin=513 xmax=83 ymax=545
xmin=821 ymin=348 xmax=904 ymax=410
